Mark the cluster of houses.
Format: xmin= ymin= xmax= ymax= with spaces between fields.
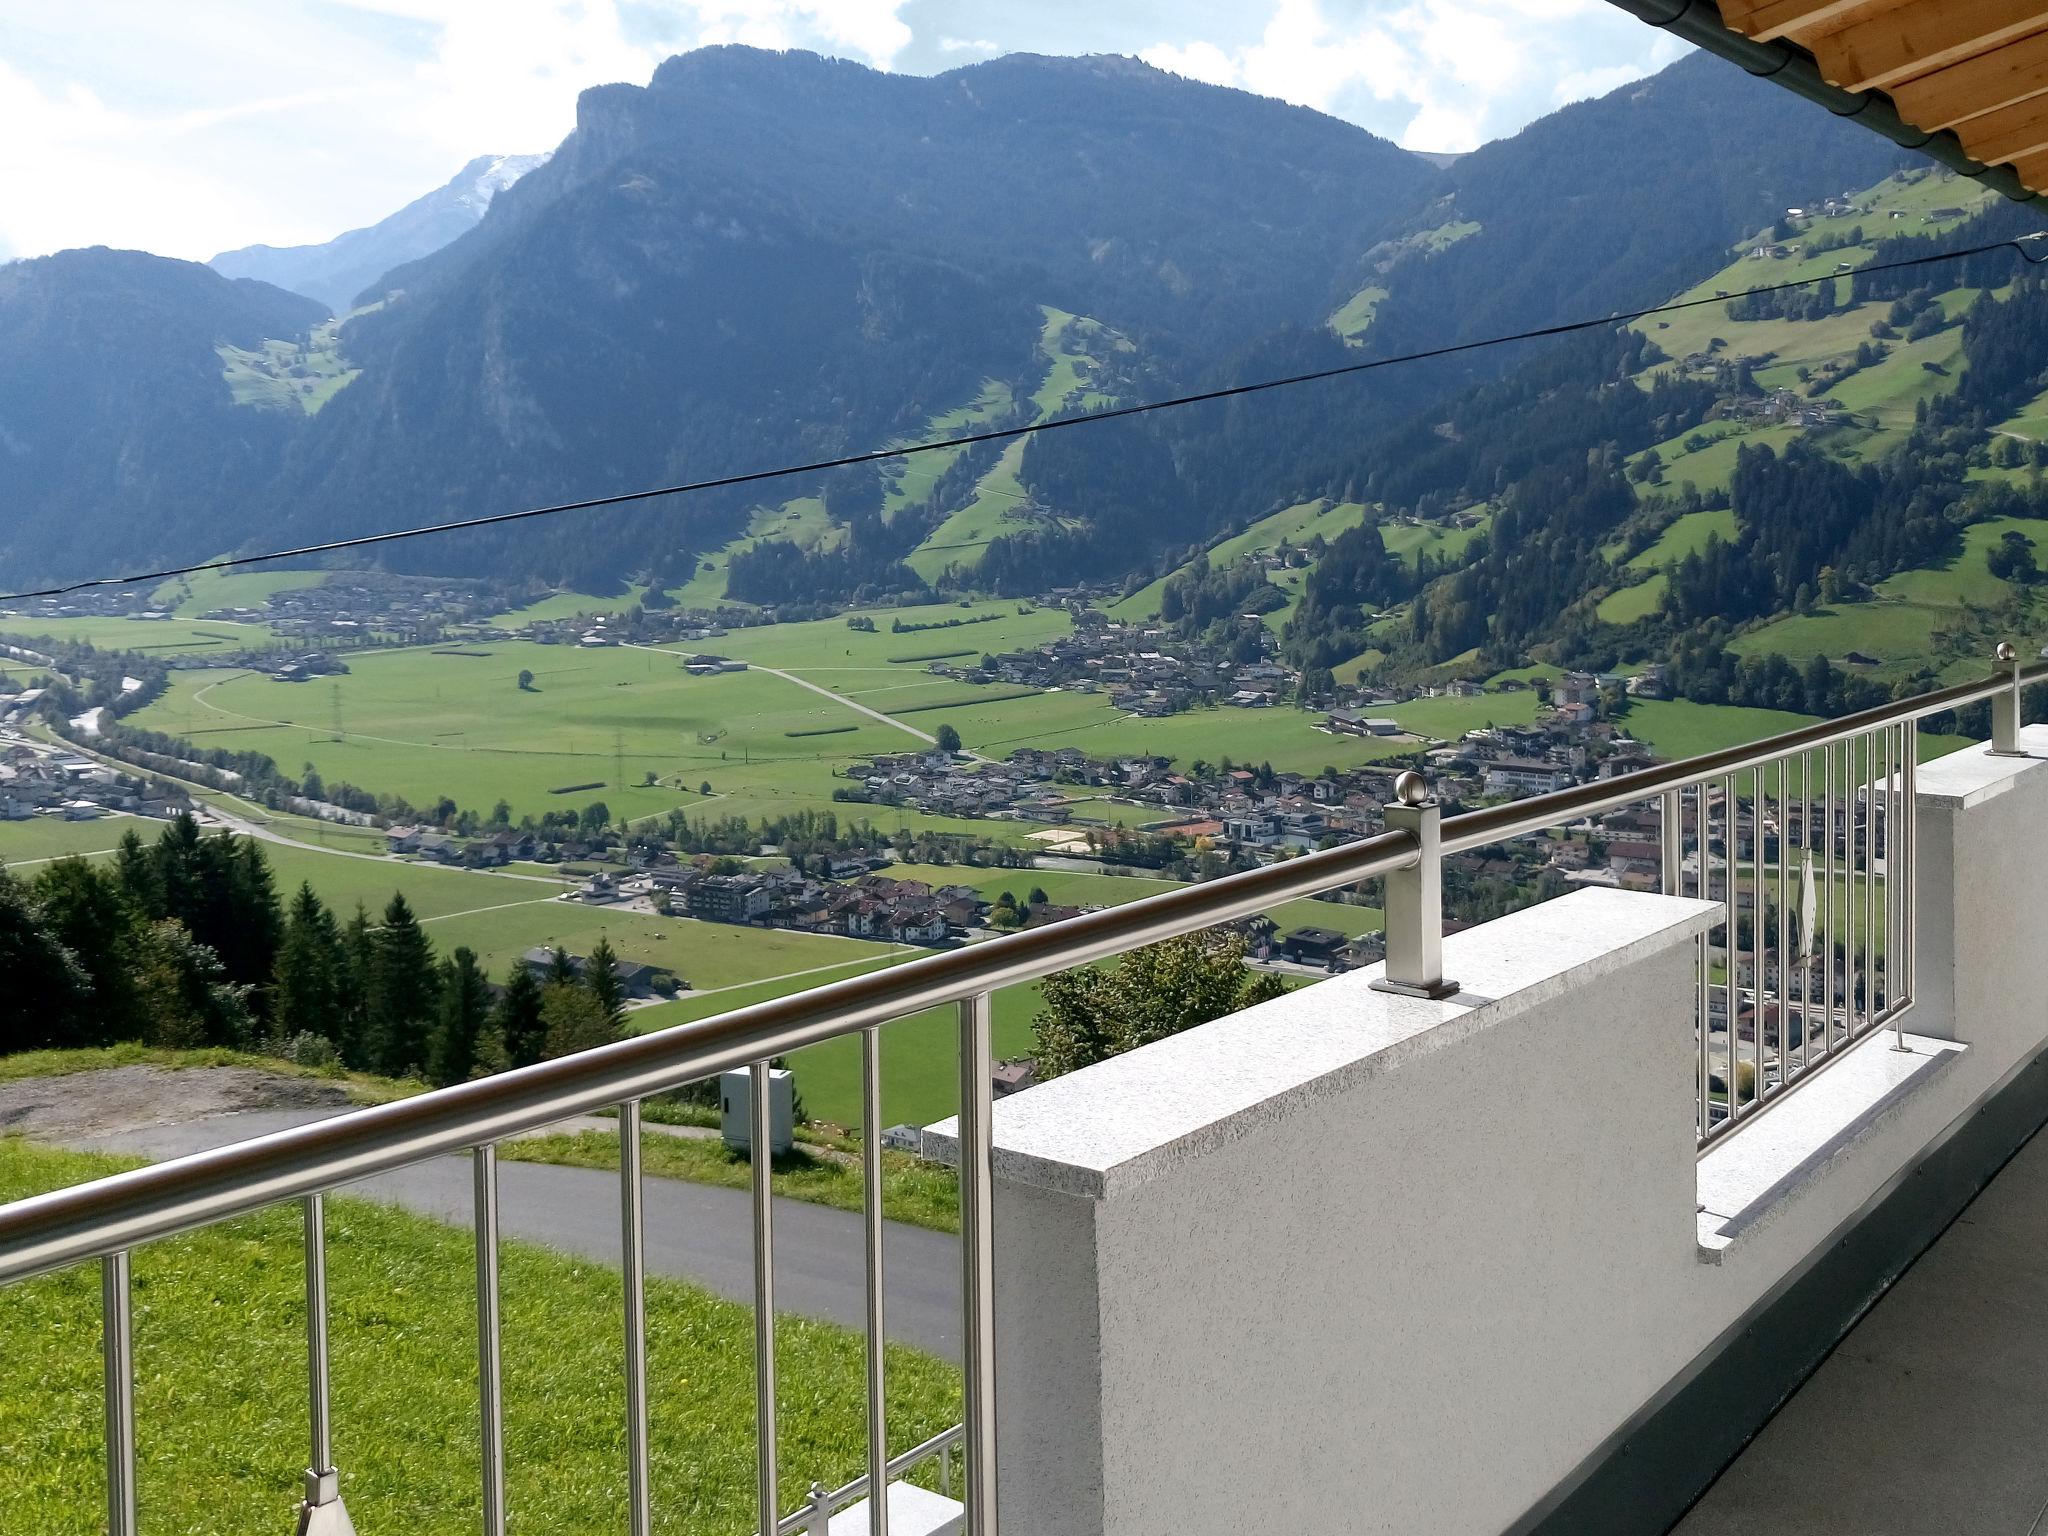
xmin=923 ymin=619 xmax=1298 ymax=717
xmin=0 ymin=745 xmax=192 ymax=823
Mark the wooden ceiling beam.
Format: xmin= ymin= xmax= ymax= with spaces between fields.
xmin=1953 ymin=90 xmax=2048 ymax=165
xmin=2011 ymin=147 xmax=2048 ymax=186
xmin=1808 ymin=0 xmax=2048 ymax=94
xmin=1747 ymin=0 xmax=1899 ymax=47
xmin=1889 ymin=28 xmax=2048 ymax=132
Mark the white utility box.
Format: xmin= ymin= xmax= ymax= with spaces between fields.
xmin=720 ymin=1067 xmax=794 ymax=1155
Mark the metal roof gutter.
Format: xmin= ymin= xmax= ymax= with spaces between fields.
xmin=1610 ymin=0 xmax=2044 ymax=206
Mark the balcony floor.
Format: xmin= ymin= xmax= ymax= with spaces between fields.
xmin=1674 ymin=1125 xmax=2048 ymax=1535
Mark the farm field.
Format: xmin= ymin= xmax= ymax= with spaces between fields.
xmin=1728 ymin=600 xmax=1967 ymax=682
xmin=1597 ymin=573 xmax=1666 ymax=626
xmin=1624 ymin=422 xmax=1802 ymax=499
xmin=0 ymin=613 xmax=278 ymax=653
xmin=0 ymin=1140 xmax=959 ymax=1536
xmin=126 ymin=644 xmax=924 ymax=827
xmin=1110 ymin=499 xmax=1377 ymax=621
xmin=1875 ymin=517 xmax=2048 ymax=609
xmin=0 ymin=814 xmax=142 ymax=868
xmin=1625 ymin=507 xmax=1738 ymax=571
xmin=903 ymin=439 xmax=1035 ymax=582
xmin=1379 ymin=512 xmax=1491 ymax=569
xmin=151 ymin=567 xmax=329 ymax=617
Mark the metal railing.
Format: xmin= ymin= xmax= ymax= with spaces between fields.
xmin=0 ymin=649 xmax=2039 ymax=1536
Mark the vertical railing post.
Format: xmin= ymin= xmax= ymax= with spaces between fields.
xmin=295 ymin=1194 xmax=355 ymax=1534
xmin=958 ymin=993 xmax=999 ymax=1536
xmin=1660 ymin=787 xmax=1682 ymax=897
xmin=475 ymin=1146 xmax=506 ymax=1536
xmin=805 ymin=1479 xmax=833 ymax=1536
xmin=751 ymin=1061 xmax=780 ymax=1536
xmin=103 ymin=1251 xmax=137 ymax=1536
xmin=1990 ymin=641 xmax=2029 ymax=757
xmin=621 ymin=1100 xmax=652 ymax=1536
xmin=1371 ymin=771 xmax=1459 ymax=1001
xmin=861 ymin=1027 xmax=890 ymax=1536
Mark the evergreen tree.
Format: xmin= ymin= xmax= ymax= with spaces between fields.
xmin=150 ymin=812 xmax=205 ymax=920
xmin=275 ymin=884 xmax=346 ymax=1045
xmin=337 ymin=904 xmax=376 ymax=1069
xmin=0 ymin=869 xmax=90 ymax=1052
xmin=112 ymin=828 xmax=159 ymax=916
xmin=428 ymin=948 xmax=491 ymax=1087
xmin=365 ymin=893 xmax=440 ymax=1077
xmin=30 ymin=857 xmax=139 ymax=1045
xmin=540 ymin=982 xmax=618 ymax=1060
xmin=585 ymin=935 xmax=626 ymax=1028
xmin=547 ymin=946 xmax=577 ymax=986
xmin=131 ymin=919 xmax=253 ymax=1049
xmin=493 ymin=963 xmax=549 ymax=1070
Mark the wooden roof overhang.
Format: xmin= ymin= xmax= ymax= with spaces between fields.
xmin=1609 ymin=0 xmax=2048 ymax=205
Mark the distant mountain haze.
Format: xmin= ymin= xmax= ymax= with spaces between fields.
xmin=209 ymin=153 xmax=550 ymax=313
xmin=0 ymin=46 xmax=1924 ymax=595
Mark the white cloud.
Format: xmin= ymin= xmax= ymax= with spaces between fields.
xmin=1139 ymin=39 xmax=1241 ymax=89
xmin=1138 ymin=0 xmax=1674 ymax=151
xmin=0 ymin=0 xmax=1681 ymax=262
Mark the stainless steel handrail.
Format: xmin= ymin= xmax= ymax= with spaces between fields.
xmin=1 ymin=657 xmax=2039 ymax=1286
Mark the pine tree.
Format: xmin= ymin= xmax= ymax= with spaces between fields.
xmin=30 ymin=857 xmax=139 ymax=1045
xmin=365 ymin=893 xmax=440 ymax=1077
xmin=428 ymin=948 xmax=491 ymax=1087
xmin=275 ymin=884 xmax=346 ymax=1046
xmin=540 ymin=982 xmax=617 ymax=1060
xmin=112 ymin=829 xmax=160 ymax=917
xmin=131 ymin=919 xmax=253 ymax=1049
xmin=150 ymin=812 xmax=205 ymax=920
xmin=584 ymin=935 xmax=625 ymax=1027
xmin=337 ymin=904 xmax=376 ymax=1069
xmin=493 ymin=963 xmax=548 ymax=1070
xmin=0 ymin=869 xmax=90 ymax=1053
xmin=547 ymin=946 xmax=577 ymax=986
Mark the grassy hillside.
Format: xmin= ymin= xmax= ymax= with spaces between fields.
xmin=0 ymin=1140 xmax=958 ymax=1536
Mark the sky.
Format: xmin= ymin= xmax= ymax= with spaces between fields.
xmin=0 ymin=1 xmax=1687 ymax=263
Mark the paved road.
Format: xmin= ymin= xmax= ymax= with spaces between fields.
xmin=64 ymin=1108 xmax=963 ymax=1360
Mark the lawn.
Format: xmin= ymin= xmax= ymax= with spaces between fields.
xmin=1875 ymin=517 xmax=2048 ymax=609
xmin=0 ymin=1139 xmax=959 ymax=1536
xmin=1728 ymin=600 xmax=1957 ymax=681
xmin=1597 ymin=574 xmax=1666 ymax=627
xmin=1625 ymin=508 xmax=1738 ymax=571
xmin=1328 ymin=283 xmax=1388 ymax=343
xmin=0 ymin=614 xmax=279 ymax=653
xmin=1615 ymin=699 xmax=1818 ymax=760
xmin=0 ymin=814 xmax=142 ymax=869
xmin=1382 ymin=690 xmax=1542 ymax=740
xmin=501 ymin=1131 xmax=960 ymax=1233
xmin=126 ymin=645 xmax=923 ymax=828
xmin=1109 ymin=499 xmax=1372 ymax=620
xmin=151 ymin=567 xmax=329 ymax=617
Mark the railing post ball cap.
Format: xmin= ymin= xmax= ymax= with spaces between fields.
xmin=1997 ymin=641 xmax=2019 ymax=664
xmin=1392 ymin=769 xmax=1433 ymax=808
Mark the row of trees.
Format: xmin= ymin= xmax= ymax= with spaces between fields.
xmin=1 ymin=814 xmax=630 ymax=1086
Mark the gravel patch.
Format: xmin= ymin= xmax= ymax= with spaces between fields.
xmin=0 ymin=1066 xmax=353 ymax=1141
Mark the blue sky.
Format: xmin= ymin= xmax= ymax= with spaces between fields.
xmin=0 ymin=1 xmax=1686 ymax=262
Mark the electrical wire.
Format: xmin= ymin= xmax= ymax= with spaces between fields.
xmin=5 ymin=230 xmax=2044 ymax=606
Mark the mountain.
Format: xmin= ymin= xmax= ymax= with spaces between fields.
xmin=0 ymin=44 xmax=1982 ymax=604
xmin=209 ymin=153 xmax=549 ymax=313
xmin=0 ymin=249 xmax=328 ymax=579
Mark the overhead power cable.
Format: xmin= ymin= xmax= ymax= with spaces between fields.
xmin=5 ymin=230 xmax=2045 ymax=606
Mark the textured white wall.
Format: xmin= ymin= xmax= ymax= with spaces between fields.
xmin=968 ymin=741 xmax=2048 ymax=1535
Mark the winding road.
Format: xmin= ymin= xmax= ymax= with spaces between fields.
xmin=63 ymin=1106 xmax=964 ymax=1359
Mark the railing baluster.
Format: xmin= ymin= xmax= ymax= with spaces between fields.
xmin=1846 ymin=740 xmax=1861 ymax=1042
xmin=297 ymin=1193 xmax=354 ymax=1532
xmin=1823 ymin=742 xmax=1838 ymax=1057
xmin=862 ymin=1027 xmax=890 ymax=1536
xmin=1722 ymin=773 xmax=1738 ymax=1116
xmin=1660 ymin=787 xmax=1681 ymax=898
xmin=1694 ymin=784 xmax=1709 ymax=1139
xmin=621 ymin=1100 xmax=652 ymax=1536
xmin=958 ymin=993 xmax=999 ymax=1536
xmin=102 ymin=1250 xmax=137 ymax=1536
xmin=1892 ymin=729 xmax=1908 ymax=1003
xmin=752 ymin=1060 xmax=780 ymax=1536
xmin=1864 ymin=730 xmax=1877 ymax=1038
xmin=1776 ymin=758 xmax=1790 ymax=1092
xmin=475 ymin=1146 xmax=506 ymax=1536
